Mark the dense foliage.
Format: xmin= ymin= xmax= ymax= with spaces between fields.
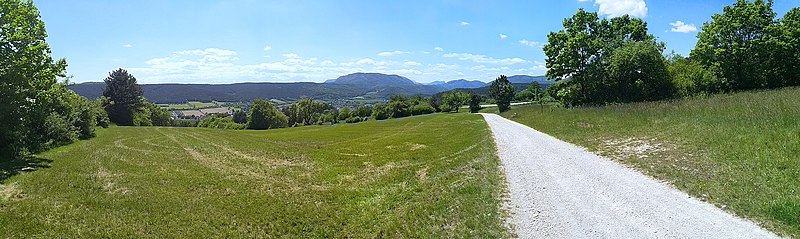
xmin=198 ymin=115 xmax=245 ymax=129
xmin=247 ymin=99 xmax=288 ymax=130
xmin=0 ymin=0 xmax=107 ymax=158
xmin=102 ymin=69 xmax=143 ymax=126
xmin=692 ymin=0 xmax=800 ymax=91
xmin=488 ymin=75 xmax=515 ymax=112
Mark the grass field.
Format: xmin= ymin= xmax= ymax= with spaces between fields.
xmin=0 ymin=114 xmax=509 ymax=238
xmin=498 ymin=87 xmax=800 ymax=237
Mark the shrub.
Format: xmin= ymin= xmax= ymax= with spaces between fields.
xmin=388 ymin=101 xmax=411 ymax=118
xmin=372 ymin=103 xmax=392 ymax=120
xmin=410 ymin=102 xmax=435 ymax=115
xmin=198 ymin=116 xmax=245 ymax=129
xmin=338 ymin=107 xmax=352 ymax=121
xmin=353 ymin=106 xmax=372 ymax=118
xmin=345 ymin=117 xmax=364 ymax=123
xmin=247 ymin=99 xmax=288 ymax=130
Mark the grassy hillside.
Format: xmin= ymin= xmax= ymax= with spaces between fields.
xmin=0 ymin=114 xmax=508 ymax=237
xmin=498 ymin=87 xmax=800 ymax=237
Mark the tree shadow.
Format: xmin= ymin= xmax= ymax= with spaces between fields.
xmin=0 ymin=155 xmax=52 ymax=183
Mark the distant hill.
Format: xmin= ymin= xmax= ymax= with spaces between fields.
xmin=435 ymin=79 xmax=487 ymax=91
xmin=508 ymin=75 xmax=551 ymax=84
xmin=68 ymin=73 xmax=546 ymax=103
xmin=325 ymin=73 xmax=417 ymax=89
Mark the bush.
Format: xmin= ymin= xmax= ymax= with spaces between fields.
xmin=372 ymin=103 xmax=392 ymax=120
xmin=338 ymin=107 xmax=352 ymax=121
xmin=172 ymin=119 xmax=199 ymax=127
xmin=198 ymin=116 xmax=245 ymax=129
xmin=353 ymin=106 xmax=372 ymax=118
xmin=247 ymin=99 xmax=288 ymax=130
xmin=388 ymin=100 xmax=411 ymax=118
xmin=410 ymin=102 xmax=435 ymax=115
xmin=345 ymin=117 xmax=364 ymax=123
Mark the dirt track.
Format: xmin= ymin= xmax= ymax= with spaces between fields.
xmin=480 ymin=113 xmax=776 ymax=238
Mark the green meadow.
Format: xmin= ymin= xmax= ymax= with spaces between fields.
xmin=0 ymin=114 xmax=508 ymax=238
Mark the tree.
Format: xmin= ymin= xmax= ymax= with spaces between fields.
xmin=247 ymin=99 xmax=288 ymax=130
xmin=338 ymin=107 xmax=352 ymax=121
xmin=353 ymin=105 xmax=372 ymax=118
xmin=488 ymin=75 xmax=515 ymax=112
xmin=102 ymin=68 xmax=143 ymax=126
xmin=608 ymin=41 xmax=674 ymax=102
xmin=371 ymin=103 xmax=392 ymax=120
xmin=667 ymin=54 xmax=723 ymax=96
xmin=692 ymin=0 xmax=778 ymax=91
xmin=1 ymin=0 xmax=67 ymax=157
xmin=232 ymin=110 xmax=248 ymax=124
xmin=544 ymin=9 xmax=658 ymax=105
xmin=469 ymin=93 xmax=483 ymax=113
xmin=440 ymin=91 xmax=469 ymax=113
xmin=776 ymin=8 xmax=800 ymax=86
xmin=283 ymin=98 xmax=327 ymax=126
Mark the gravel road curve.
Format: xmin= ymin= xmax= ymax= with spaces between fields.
xmin=480 ymin=113 xmax=777 ymax=238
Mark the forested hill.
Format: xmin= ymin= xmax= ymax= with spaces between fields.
xmin=68 ymin=73 xmax=548 ymax=103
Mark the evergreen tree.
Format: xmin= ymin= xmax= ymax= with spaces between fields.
xmin=102 ymin=68 xmax=143 ymax=126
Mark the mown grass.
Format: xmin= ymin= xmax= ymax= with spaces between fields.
xmin=498 ymin=87 xmax=800 ymax=237
xmin=0 ymin=113 xmax=509 ymax=238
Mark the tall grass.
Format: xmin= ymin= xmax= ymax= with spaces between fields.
xmin=500 ymin=87 xmax=800 ymax=237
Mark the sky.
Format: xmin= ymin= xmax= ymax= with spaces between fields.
xmin=36 ymin=0 xmax=798 ymax=84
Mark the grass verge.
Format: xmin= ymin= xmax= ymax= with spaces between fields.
xmin=0 ymin=113 xmax=509 ymax=238
xmin=498 ymin=87 xmax=800 ymax=237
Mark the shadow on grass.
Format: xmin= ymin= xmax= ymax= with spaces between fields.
xmin=0 ymin=155 xmax=52 ymax=183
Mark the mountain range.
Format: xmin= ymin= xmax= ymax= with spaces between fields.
xmin=68 ymin=73 xmax=551 ymax=104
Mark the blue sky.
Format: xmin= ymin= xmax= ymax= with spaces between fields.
xmin=37 ymin=0 xmax=797 ymax=84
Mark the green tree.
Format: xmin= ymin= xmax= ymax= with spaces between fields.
xmin=371 ymin=103 xmax=392 ymax=120
xmin=608 ymin=41 xmax=674 ymax=102
xmin=776 ymin=8 xmax=800 ymax=86
xmin=469 ymin=93 xmax=483 ymax=113
xmin=353 ymin=105 xmax=372 ymax=118
xmin=247 ymin=99 xmax=288 ymax=130
xmin=283 ymin=98 xmax=327 ymax=126
xmin=0 ymin=0 xmax=69 ymax=157
xmin=692 ymin=0 xmax=778 ymax=91
xmin=102 ymin=68 xmax=143 ymax=126
xmin=488 ymin=75 xmax=515 ymax=112
xmin=544 ymin=9 xmax=657 ymax=105
xmin=338 ymin=107 xmax=351 ymax=121
xmin=232 ymin=110 xmax=248 ymax=124
xmin=667 ymin=54 xmax=724 ymax=96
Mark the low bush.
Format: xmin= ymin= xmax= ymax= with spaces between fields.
xmin=198 ymin=116 xmax=245 ymax=130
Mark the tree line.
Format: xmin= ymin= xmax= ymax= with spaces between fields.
xmin=543 ymin=0 xmax=800 ymax=106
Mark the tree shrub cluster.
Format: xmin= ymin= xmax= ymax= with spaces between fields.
xmin=488 ymin=75 xmax=516 ymax=111
xmin=0 ymin=0 xmax=108 ymax=158
xmin=544 ymin=1 xmax=800 ymax=106
xmin=101 ymin=69 xmax=173 ymax=126
xmin=198 ymin=116 xmax=245 ymax=130
xmin=371 ymin=95 xmax=438 ymax=120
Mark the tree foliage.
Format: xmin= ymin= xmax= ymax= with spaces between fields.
xmin=247 ymin=99 xmax=288 ymax=130
xmin=1 ymin=0 xmax=106 ymax=157
xmin=488 ymin=75 xmax=515 ymax=112
xmin=469 ymin=93 xmax=483 ymax=113
xmin=544 ymin=9 xmax=665 ymax=105
xmin=283 ymin=98 xmax=328 ymax=127
xmin=102 ymin=69 xmax=143 ymax=126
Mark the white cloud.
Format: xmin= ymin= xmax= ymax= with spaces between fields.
xmin=434 ymin=47 xmax=444 ymax=52
xmin=263 ymin=45 xmax=272 ymax=52
xmin=123 ymin=44 xmax=133 ymax=48
xmin=669 ymin=21 xmax=698 ymax=33
xmin=125 ymin=46 xmax=547 ymax=84
xmin=403 ymin=61 xmax=422 ymax=67
xmin=443 ymin=53 xmax=528 ymax=65
xmin=377 ymin=50 xmax=410 ymax=57
xmin=519 ymin=39 xmax=544 ymax=48
xmin=593 ymin=0 xmax=647 ymax=18
xmin=500 ymin=34 xmax=508 ymax=40
xmin=460 ymin=21 xmax=470 ymax=26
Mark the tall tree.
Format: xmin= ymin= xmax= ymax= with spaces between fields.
xmin=0 ymin=0 xmax=68 ymax=157
xmin=544 ymin=9 xmax=658 ymax=105
xmin=692 ymin=0 xmax=778 ymax=90
xmin=102 ymin=68 xmax=143 ymax=126
xmin=247 ymin=99 xmax=288 ymax=130
xmin=776 ymin=8 xmax=800 ymax=86
xmin=488 ymin=75 xmax=515 ymax=112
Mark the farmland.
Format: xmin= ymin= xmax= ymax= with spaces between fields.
xmin=0 ymin=113 xmax=508 ymax=238
xmin=497 ymin=87 xmax=800 ymax=237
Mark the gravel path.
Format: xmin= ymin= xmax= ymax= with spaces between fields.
xmin=480 ymin=113 xmax=777 ymax=238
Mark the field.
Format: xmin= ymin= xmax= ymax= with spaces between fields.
xmin=498 ymin=87 xmax=800 ymax=237
xmin=0 ymin=114 xmax=508 ymax=237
